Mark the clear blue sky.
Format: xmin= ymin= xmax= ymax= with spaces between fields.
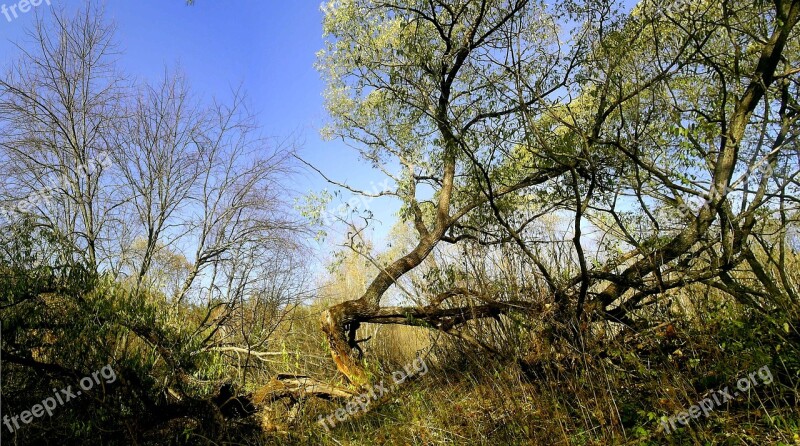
xmin=0 ymin=0 xmax=399 ymax=258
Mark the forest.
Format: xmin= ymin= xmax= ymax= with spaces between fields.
xmin=0 ymin=0 xmax=799 ymax=444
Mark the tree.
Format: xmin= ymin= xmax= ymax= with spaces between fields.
xmin=317 ymin=0 xmax=800 ymax=384
xmin=0 ymin=5 xmax=309 ymax=441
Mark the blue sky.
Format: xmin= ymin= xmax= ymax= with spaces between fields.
xmin=0 ymin=0 xmax=400 ymax=259
xmin=0 ymin=0 xmax=643 ymax=264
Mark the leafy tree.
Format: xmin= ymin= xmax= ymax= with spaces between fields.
xmin=317 ymin=0 xmax=800 ymax=383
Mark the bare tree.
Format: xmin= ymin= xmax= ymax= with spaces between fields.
xmin=0 ymin=3 xmax=122 ymax=270
xmin=0 ymin=5 xmax=312 ymax=437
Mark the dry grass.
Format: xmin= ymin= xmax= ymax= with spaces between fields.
xmin=230 ymin=292 xmax=800 ymax=446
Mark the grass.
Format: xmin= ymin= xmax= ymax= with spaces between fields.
xmin=207 ymin=303 xmax=800 ymax=446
